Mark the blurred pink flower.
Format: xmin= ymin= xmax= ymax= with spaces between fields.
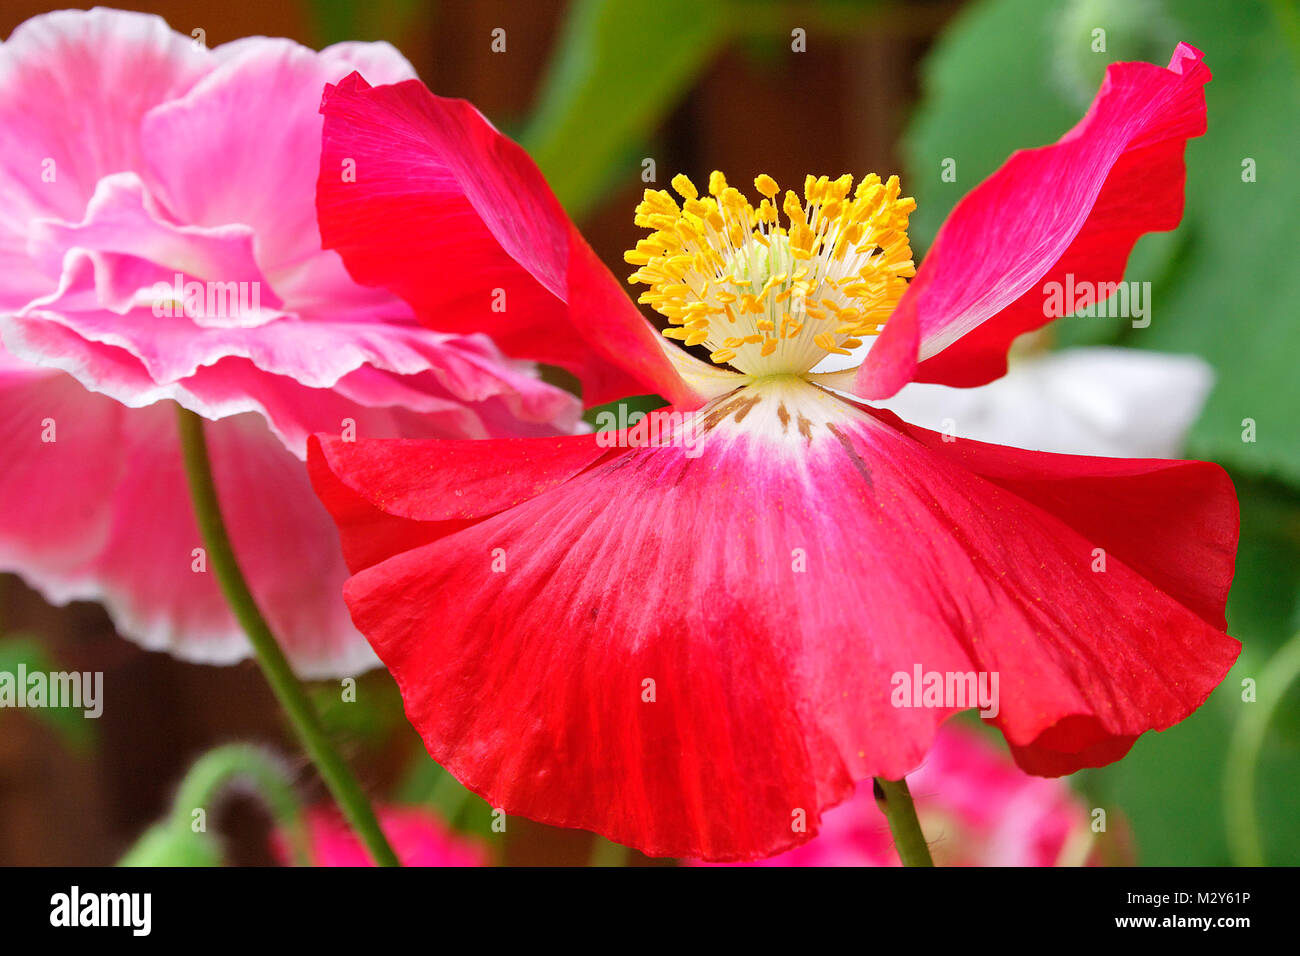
xmin=273 ymin=805 xmax=487 ymax=867
xmin=0 ymin=9 xmax=580 ymax=675
xmin=699 ymin=723 xmax=1109 ymax=866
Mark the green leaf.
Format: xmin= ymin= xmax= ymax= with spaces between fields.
xmin=518 ymin=0 xmax=732 ymax=219
xmin=0 ymin=634 xmax=95 ymax=750
xmin=903 ymin=0 xmax=1081 ymax=246
xmin=1129 ymin=0 xmax=1300 ymax=483
xmin=1077 ymin=682 xmax=1235 ymax=865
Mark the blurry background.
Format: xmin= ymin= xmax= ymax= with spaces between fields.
xmin=1 ymin=0 xmax=1297 ymax=865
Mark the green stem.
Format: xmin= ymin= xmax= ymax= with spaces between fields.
xmin=175 ymin=406 xmax=399 ymax=867
xmin=1224 ymin=629 xmax=1300 ymax=866
xmin=874 ymin=776 xmax=934 ymax=866
xmin=173 ymin=744 xmax=312 ymax=867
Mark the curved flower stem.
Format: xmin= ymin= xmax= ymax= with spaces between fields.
xmin=173 ymin=744 xmax=313 ymax=866
xmin=175 ymin=406 xmax=399 ymax=867
xmin=1224 ymin=629 xmax=1300 ymax=866
xmin=874 ymin=776 xmax=934 ymax=866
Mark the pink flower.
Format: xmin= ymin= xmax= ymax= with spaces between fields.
xmin=272 ymin=805 xmax=486 ymax=867
xmin=697 ymin=724 xmax=1111 ymax=866
xmin=0 ymin=9 xmax=580 ymax=675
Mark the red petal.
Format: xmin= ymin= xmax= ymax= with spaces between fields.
xmin=307 ymin=431 xmax=609 ymax=573
xmin=315 ymin=387 xmax=1238 ymax=860
xmin=316 ymin=73 xmax=693 ymax=407
xmin=856 ymin=44 xmax=1210 ymax=398
xmin=880 ymin=408 xmax=1238 ymax=631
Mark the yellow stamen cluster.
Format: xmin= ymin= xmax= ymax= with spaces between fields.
xmin=625 ymin=170 xmax=916 ymax=376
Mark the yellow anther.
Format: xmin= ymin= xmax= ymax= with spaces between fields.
xmin=814 ymin=332 xmax=850 ymax=355
xmin=671 ymin=174 xmax=699 ymax=201
xmin=708 ymin=171 xmax=728 ymax=196
xmin=754 ymin=174 xmax=780 ymax=200
xmin=783 ymin=191 xmax=807 ymax=227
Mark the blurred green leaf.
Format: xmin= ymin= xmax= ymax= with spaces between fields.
xmin=309 ymin=671 xmax=406 ymax=743
xmin=0 ymin=634 xmax=95 ymax=751
xmin=519 ymin=0 xmax=732 ymax=219
xmin=306 ymin=0 xmax=424 ymax=47
xmin=1132 ymin=0 xmax=1300 ymax=484
xmin=905 ymin=0 xmax=1300 ymax=484
xmin=903 ymin=0 xmax=1080 ymax=246
xmin=1078 ymin=682 xmax=1236 ymax=865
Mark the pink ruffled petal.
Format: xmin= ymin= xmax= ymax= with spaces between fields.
xmin=0 ymin=9 xmax=209 ymax=225
xmin=0 ymin=358 xmax=125 ymax=593
xmin=855 ymin=44 xmax=1210 ymax=398
xmin=10 ymin=404 xmax=376 ymax=675
xmin=173 ymin=356 xmax=562 ymax=456
xmin=0 ymin=364 xmax=376 ymax=674
xmin=317 ymin=73 xmax=696 ymax=408
xmin=85 ymin=405 xmax=376 ymax=674
xmin=140 ymin=37 xmax=416 ymax=280
xmin=26 ymin=172 xmax=285 ymax=326
xmin=0 ymin=9 xmax=211 ymax=312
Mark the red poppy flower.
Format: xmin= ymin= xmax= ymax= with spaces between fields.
xmin=308 ymin=44 xmax=1238 ymax=861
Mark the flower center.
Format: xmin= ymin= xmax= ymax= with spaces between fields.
xmin=625 ymin=171 xmax=916 ymax=378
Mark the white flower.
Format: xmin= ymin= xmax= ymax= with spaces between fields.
xmin=872 ymin=346 xmax=1212 ymax=458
